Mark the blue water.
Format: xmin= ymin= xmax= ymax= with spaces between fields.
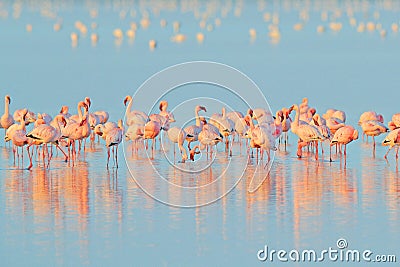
xmin=1 ymin=1 xmax=399 ymax=266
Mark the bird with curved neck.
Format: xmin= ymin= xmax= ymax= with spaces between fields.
xmin=291 ymin=104 xmax=324 ymax=160
xmin=1 ymin=95 xmax=15 ymax=137
xmin=184 ymin=105 xmax=207 ymax=150
xmin=167 ymin=127 xmax=188 ymax=163
xmin=124 ymin=95 xmax=148 ymax=126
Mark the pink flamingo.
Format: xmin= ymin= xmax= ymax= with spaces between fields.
xmin=330 ymin=125 xmax=358 ymax=162
xmin=104 ymin=120 xmax=123 ymax=169
xmin=388 ymin=113 xmax=400 ymax=131
xmin=59 ymin=106 xmax=71 ymax=119
xmin=184 ymin=105 xmax=207 ymax=150
xmin=360 ymin=120 xmax=388 ymax=148
xmin=1 ymin=95 xmax=14 ymax=138
xmin=26 ymin=114 xmax=68 ymax=169
xmin=290 ymin=104 xmax=324 ymax=160
xmin=280 ymin=107 xmax=292 ymax=148
xmin=189 ymin=121 xmax=223 ymax=161
xmin=8 ymin=110 xmax=30 ymax=166
xmin=167 ymin=127 xmax=188 ymax=163
xmin=124 ymin=95 xmax=148 ymax=126
xmin=142 ymin=120 xmax=161 ymax=156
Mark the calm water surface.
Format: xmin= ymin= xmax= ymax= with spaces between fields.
xmin=0 ymin=1 xmax=400 ymax=266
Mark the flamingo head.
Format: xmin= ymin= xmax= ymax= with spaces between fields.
xmin=159 ymin=100 xmax=168 ymax=111
xmin=59 ymin=105 xmax=69 ymax=114
xmin=94 ymin=124 xmax=104 ymax=136
xmin=124 ymin=95 xmax=132 ymax=106
xmin=5 ymin=95 xmax=11 ymax=104
xmin=302 ymin=97 xmax=308 ymax=104
xmin=196 ymin=105 xmax=207 ymax=112
xmin=309 ymin=108 xmax=316 ymax=116
xmin=85 ymin=97 xmax=91 ymax=107
xmin=118 ymin=119 xmax=123 ymax=129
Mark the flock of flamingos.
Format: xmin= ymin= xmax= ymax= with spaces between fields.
xmin=1 ymin=94 xmax=400 ymax=170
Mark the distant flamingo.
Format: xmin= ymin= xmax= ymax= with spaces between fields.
xmin=159 ymin=100 xmax=176 ymax=123
xmin=330 ymin=125 xmax=358 ymax=162
xmin=13 ymin=109 xmax=36 ymax=125
xmin=382 ymin=128 xmax=400 ymax=159
xmin=290 ymin=104 xmax=324 ymax=160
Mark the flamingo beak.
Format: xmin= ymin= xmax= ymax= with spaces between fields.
xmin=86 ymin=98 xmax=91 ymax=107
xmin=62 ymin=117 xmax=67 ymax=127
xmin=7 ymin=96 xmax=11 ymax=104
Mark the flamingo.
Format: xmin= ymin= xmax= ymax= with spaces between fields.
xmin=251 ymin=108 xmax=273 ymax=124
xmin=62 ymin=101 xmax=90 ymax=159
xmin=322 ymin=108 xmax=337 ymax=121
xmin=13 ymin=109 xmax=36 ymax=125
xmin=210 ymin=107 xmax=234 ymax=155
xmin=1 ymin=95 xmax=14 ymax=137
xmin=388 ymin=113 xmax=400 ymax=131
xmin=311 ymin=113 xmax=331 ymax=153
xmin=184 ymin=105 xmax=207 ymax=150
xmin=124 ymin=95 xmax=148 ymax=126
xmin=246 ymin=114 xmax=277 ymax=165
xmin=331 ymin=110 xmax=346 ymax=123
xmin=26 ymin=114 xmax=68 ymax=169
xmin=360 ymin=120 xmax=388 ymax=148
xmin=8 ymin=110 xmax=30 ymax=166
xmin=166 ymin=127 xmax=188 ymax=163
xmin=124 ymin=123 xmax=144 ymax=153
xmin=290 ymin=104 xmax=324 ymax=160
xmin=330 ymin=125 xmax=358 ymax=162
xmin=143 ymin=120 xmax=161 ymax=154
xmin=159 ymin=100 xmax=176 ymax=123
xmin=326 ymin=117 xmax=345 ymax=135
xmin=280 ymin=107 xmax=293 ymax=148
xmin=359 ymin=111 xmax=384 ymax=141
xmin=382 ymin=129 xmax=400 ymax=159
xmin=104 ymin=120 xmax=123 ymax=169
xmin=189 ymin=121 xmax=223 ymax=161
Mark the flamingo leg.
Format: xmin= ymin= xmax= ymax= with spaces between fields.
xmin=115 ymin=146 xmax=119 ymax=168
xmin=107 ymin=147 xmax=110 ymax=169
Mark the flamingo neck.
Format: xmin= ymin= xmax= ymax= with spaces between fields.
xmin=4 ymin=98 xmax=9 ymax=116
xmin=78 ymin=104 xmax=83 ymax=121
xmin=294 ymin=105 xmax=300 ymax=127
xmin=195 ymin=107 xmax=200 ymax=126
xmin=126 ymin=98 xmax=133 ymax=115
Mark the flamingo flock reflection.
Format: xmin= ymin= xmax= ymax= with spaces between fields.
xmin=1 ymin=94 xmax=399 ymax=171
